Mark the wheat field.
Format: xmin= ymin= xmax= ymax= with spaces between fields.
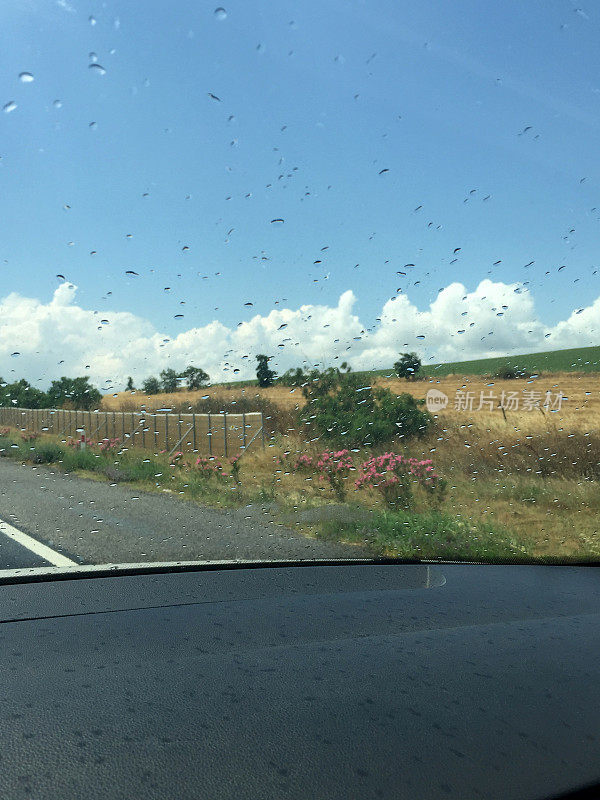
xmin=104 ymin=373 xmax=600 ymax=433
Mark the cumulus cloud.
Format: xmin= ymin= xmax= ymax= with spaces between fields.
xmin=1 ymin=280 xmax=599 ymax=390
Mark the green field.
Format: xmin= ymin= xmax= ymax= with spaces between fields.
xmin=420 ymin=344 xmax=600 ymax=377
xmin=333 ymin=344 xmax=600 ymax=380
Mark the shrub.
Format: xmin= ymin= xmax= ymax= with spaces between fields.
xmin=169 ymin=451 xmax=184 ymax=467
xmin=194 ymin=456 xmax=225 ymax=480
xmin=61 ymin=447 xmax=101 ymax=472
xmin=229 ymin=454 xmax=242 ymax=485
xmin=20 ymin=431 xmax=40 ymax=442
xmin=31 ymin=442 xmax=65 ymax=464
xmin=355 ymin=452 xmax=446 ymax=509
xmin=314 ymin=449 xmax=354 ymax=500
xmin=293 ymin=454 xmax=314 ymax=472
xmin=300 ymin=372 xmax=432 ymax=447
xmin=99 ymin=437 xmax=121 ymax=454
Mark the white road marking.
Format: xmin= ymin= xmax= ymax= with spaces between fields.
xmin=0 ymin=517 xmax=77 ymax=567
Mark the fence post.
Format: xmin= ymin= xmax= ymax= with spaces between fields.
xmin=261 ymin=413 xmax=266 ymax=449
xmin=192 ymin=412 xmax=196 ymax=451
xmin=121 ymin=412 xmax=125 ymax=442
xmin=178 ymin=413 xmax=182 ymax=450
xmin=242 ymin=412 xmax=247 ymax=451
xmin=165 ymin=414 xmax=169 ymax=452
xmin=223 ymin=411 xmax=228 ymax=458
xmin=142 ymin=413 xmax=146 ymax=449
xmin=208 ymin=413 xmax=212 ymax=456
xmin=154 ymin=413 xmax=158 ymax=451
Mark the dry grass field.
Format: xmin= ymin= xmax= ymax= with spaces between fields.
xmin=96 ymin=373 xmax=600 ymax=560
xmin=103 ymin=372 xmax=600 ymax=432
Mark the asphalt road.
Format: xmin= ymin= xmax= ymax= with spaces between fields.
xmin=0 ymin=459 xmax=369 ymax=568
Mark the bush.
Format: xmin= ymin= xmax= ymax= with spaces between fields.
xmin=355 ymin=452 xmax=446 ymax=509
xmin=31 ymin=442 xmax=66 ymax=464
xmin=62 ymin=447 xmax=102 ymax=472
xmin=291 ymin=449 xmax=355 ymax=499
xmin=194 ymin=456 xmax=226 ymax=480
xmin=300 ymin=372 xmax=432 ymax=447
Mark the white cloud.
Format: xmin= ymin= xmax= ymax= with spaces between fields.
xmin=1 ymin=281 xmax=599 ymax=390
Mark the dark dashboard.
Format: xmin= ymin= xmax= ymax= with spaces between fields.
xmin=0 ymin=562 xmax=598 ymax=799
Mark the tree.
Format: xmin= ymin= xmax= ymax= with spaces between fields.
xmin=125 ymin=376 xmax=135 ymax=391
xmin=394 ymin=352 xmax=422 ymax=381
xmin=183 ymin=365 xmax=210 ymax=390
xmin=142 ymin=376 xmax=161 ymax=395
xmin=47 ymin=376 xmax=102 ymax=410
xmin=256 ymin=354 xmax=277 ymax=387
xmin=278 ymin=367 xmax=307 ymax=387
xmin=0 ymin=378 xmax=50 ymax=409
xmin=160 ymin=368 xmax=180 ymax=393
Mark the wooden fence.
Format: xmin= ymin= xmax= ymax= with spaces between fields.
xmin=0 ymin=407 xmax=265 ymax=457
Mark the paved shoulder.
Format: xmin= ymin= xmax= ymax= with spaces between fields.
xmin=0 ymin=459 xmax=370 ymax=566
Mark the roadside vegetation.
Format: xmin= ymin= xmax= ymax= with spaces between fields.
xmin=2 ymin=350 xmax=600 ymax=563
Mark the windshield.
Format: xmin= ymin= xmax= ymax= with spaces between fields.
xmin=0 ymin=0 xmax=598 ymax=571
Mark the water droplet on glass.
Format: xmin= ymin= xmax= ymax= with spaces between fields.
xmin=3 ymin=101 xmax=17 ymax=114
xmin=89 ymin=15 xmax=96 ymax=25
xmin=19 ymin=72 xmax=34 ymax=83
xmin=89 ymin=121 xmax=98 ymax=129
xmin=88 ymin=63 xmax=106 ymax=75
xmin=53 ymin=99 xmax=63 ymax=109
xmin=214 ymin=7 xmax=227 ymax=20
xmin=11 ymin=352 xmax=20 ymax=357
xmin=270 ymin=218 xmax=284 ymax=224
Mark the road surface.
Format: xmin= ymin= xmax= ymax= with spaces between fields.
xmin=0 ymin=459 xmax=369 ymax=569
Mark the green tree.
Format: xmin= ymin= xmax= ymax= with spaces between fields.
xmin=125 ymin=376 xmax=135 ymax=391
xmin=0 ymin=378 xmax=50 ymax=409
xmin=183 ymin=365 xmax=210 ymax=390
xmin=277 ymin=367 xmax=307 ymax=387
xmin=160 ymin=368 xmax=180 ymax=393
xmin=47 ymin=376 xmax=102 ymax=410
xmin=256 ymin=354 xmax=277 ymax=387
xmin=300 ymin=371 xmax=431 ymax=447
xmin=394 ymin=352 xmax=422 ymax=381
xmin=142 ymin=376 xmax=161 ymax=395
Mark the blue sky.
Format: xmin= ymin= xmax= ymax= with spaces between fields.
xmin=1 ymin=0 xmax=600 ymax=385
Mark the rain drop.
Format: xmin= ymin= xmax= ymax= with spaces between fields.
xmin=270 ymin=218 xmax=284 ymax=224
xmin=88 ymin=63 xmax=106 ymax=75
xmin=3 ymin=101 xmax=17 ymax=114
xmin=214 ymin=7 xmax=227 ymax=20
xmin=18 ymin=72 xmax=34 ymax=83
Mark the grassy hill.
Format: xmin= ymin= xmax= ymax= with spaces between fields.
xmin=211 ymin=345 xmax=600 ymax=388
xmin=421 ymin=345 xmax=600 ymax=377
